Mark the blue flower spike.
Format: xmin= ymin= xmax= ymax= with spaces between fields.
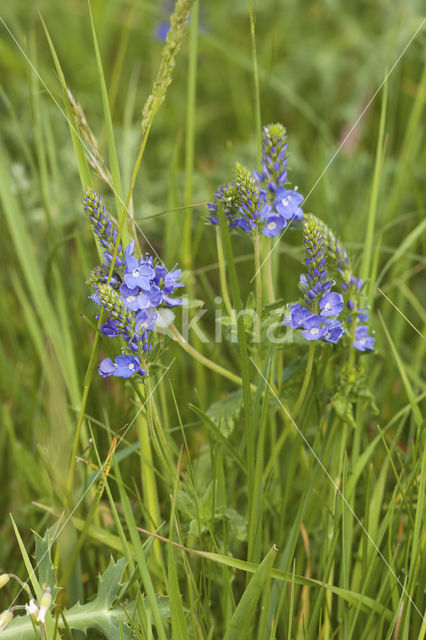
xmin=283 ymin=216 xmax=345 ymax=344
xmin=254 ymin=123 xmax=288 ymax=194
xmin=208 ymin=123 xmax=304 ymax=236
xmin=84 ymin=189 xmax=184 ymax=380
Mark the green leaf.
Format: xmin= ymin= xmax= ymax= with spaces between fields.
xmin=224 ymin=508 xmax=247 ymax=542
xmin=176 ymin=489 xmax=196 ymax=521
xmin=87 ymin=2 xmax=124 ymax=219
xmin=2 ymin=558 xmax=170 ymax=640
xmin=223 ymin=545 xmax=278 ymax=640
xmin=59 ymin=558 xmax=169 ymax=638
xmin=206 ymin=389 xmax=243 ymax=438
xmin=332 ymin=390 xmax=356 ymax=427
xmin=34 ymin=525 xmax=60 ymax=600
xmin=378 ymin=311 xmax=423 ymax=429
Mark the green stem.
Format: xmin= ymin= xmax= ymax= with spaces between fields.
xmin=292 ymin=342 xmax=316 ymax=419
xmin=263 ymin=237 xmax=275 ymax=303
xmin=134 ymin=382 xmax=166 ymax=576
xmin=248 ymin=0 xmax=262 ymax=166
xmin=132 ymin=380 xmax=171 ymax=478
xmin=169 ymin=324 xmax=253 ymax=389
xmin=182 ymin=0 xmax=199 ymax=269
xmin=217 ymin=205 xmax=255 ymax=558
xmin=216 ymin=227 xmax=234 ymax=318
xmin=67 ymin=350 xmax=99 ymax=491
xmin=253 ymin=233 xmax=262 ymax=345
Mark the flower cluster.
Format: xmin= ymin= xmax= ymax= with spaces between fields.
xmin=0 ymin=574 xmax=52 ymax=631
xmin=208 ymin=124 xmax=304 ymax=237
xmin=285 ymin=217 xmax=345 ymax=343
xmin=254 ymin=122 xmax=288 ymax=193
xmin=25 ymin=585 xmax=52 ymax=625
xmin=285 ymin=214 xmax=375 ymax=351
xmin=317 ymin=217 xmax=375 ymax=351
xmin=84 ymin=189 xmax=184 ymax=379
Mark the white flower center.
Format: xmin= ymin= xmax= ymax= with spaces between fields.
xmin=128 ymin=296 xmax=135 ymax=303
xmin=132 ymin=269 xmax=139 ymax=277
xmin=311 ymin=328 xmax=319 ymax=335
xmin=325 ymin=303 xmax=331 ymax=311
xmin=268 ymin=221 xmax=277 ymax=230
xmin=282 ymin=197 xmax=289 ymax=206
xmin=129 ymin=363 xmax=135 ymax=370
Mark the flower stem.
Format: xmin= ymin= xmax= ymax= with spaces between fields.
xmin=134 ymin=381 xmax=166 ymax=574
xmin=169 ymin=324 xmax=256 ymax=390
xmin=292 ymin=342 xmax=316 ymax=419
xmin=216 ymin=227 xmax=234 ymax=318
xmin=263 ymin=236 xmax=275 ymax=303
xmin=253 ymin=233 xmax=262 ymax=344
xmin=248 ymin=0 xmax=262 ymax=166
xmin=182 ymin=0 xmax=199 ymax=270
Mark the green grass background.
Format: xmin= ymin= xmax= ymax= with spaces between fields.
xmin=0 ymin=0 xmax=425 ymax=638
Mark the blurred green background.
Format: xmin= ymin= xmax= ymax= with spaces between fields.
xmin=0 ymin=0 xmax=424 ymax=634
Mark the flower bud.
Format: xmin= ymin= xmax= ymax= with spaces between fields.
xmin=36 ymin=586 xmax=51 ymax=624
xmin=25 ymin=599 xmax=39 ymax=623
xmin=0 ymin=575 xmax=9 ymax=589
xmin=0 ymin=610 xmax=13 ymax=632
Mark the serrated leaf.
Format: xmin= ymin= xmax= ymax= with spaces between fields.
xmin=206 ymin=389 xmax=243 ymax=438
xmin=34 ymin=524 xmax=60 ymax=600
xmin=63 ymin=558 xmax=169 ymax=640
xmin=332 ymin=391 xmax=356 ymax=427
xmin=224 ymin=508 xmax=247 ymax=542
xmin=176 ymin=490 xmax=196 ymax=520
xmin=94 ymin=556 xmax=127 ymax=609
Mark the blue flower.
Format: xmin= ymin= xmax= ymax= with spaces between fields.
xmin=357 ymin=308 xmax=369 ymax=322
xmin=262 ymin=214 xmax=286 ymax=237
xmin=134 ymin=309 xmax=158 ymax=338
xmin=100 ymin=317 xmax=122 ymax=338
xmin=319 ymin=292 xmax=344 ymax=317
xmin=99 ymin=354 xmax=146 ymax=378
xmin=120 ymin=284 xmax=152 ymax=312
xmin=352 ymin=325 xmax=375 ymax=352
xmin=274 ymin=188 xmax=304 ymax=221
xmin=155 ymin=265 xmax=184 ymax=306
xmin=323 ymin=318 xmax=344 ymax=343
xmin=124 ymin=256 xmax=155 ymax=291
xmin=284 ymin=302 xmax=313 ymax=329
xmin=301 ymin=315 xmax=327 ymax=341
